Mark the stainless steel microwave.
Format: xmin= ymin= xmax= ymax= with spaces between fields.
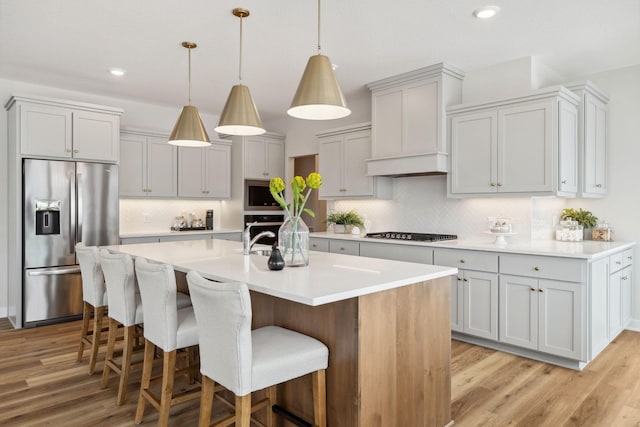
xmin=244 ymin=180 xmax=283 ymax=211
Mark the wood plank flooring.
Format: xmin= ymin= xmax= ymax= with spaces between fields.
xmin=2 ymin=318 xmax=640 ymax=426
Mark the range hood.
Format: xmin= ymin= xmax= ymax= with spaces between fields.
xmin=366 ymin=152 xmax=448 ymax=177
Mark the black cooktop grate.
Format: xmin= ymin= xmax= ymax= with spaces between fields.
xmin=365 ymin=232 xmax=457 ymax=242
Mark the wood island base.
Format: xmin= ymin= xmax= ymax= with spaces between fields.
xmin=250 ymin=276 xmax=452 ymax=427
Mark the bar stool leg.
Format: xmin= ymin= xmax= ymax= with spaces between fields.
xmin=198 ymin=375 xmax=215 ymax=427
xmin=101 ymin=318 xmax=119 ymax=388
xmin=116 ymin=325 xmax=135 ymax=405
xmin=76 ymin=302 xmax=91 ymax=362
xmin=88 ymin=305 xmax=105 ymax=375
xmin=266 ymin=386 xmax=276 ymax=427
xmin=158 ymin=350 xmax=177 ymax=427
xmin=312 ymin=369 xmax=327 ymax=427
xmin=135 ymin=339 xmax=156 ymax=424
xmin=236 ymin=394 xmax=252 ymax=427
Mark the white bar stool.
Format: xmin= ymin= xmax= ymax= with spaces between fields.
xmin=186 ymin=271 xmax=329 ymax=427
xmin=75 ymin=243 xmax=108 ymax=375
xmin=98 ymin=250 xmax=145 ymax=405
xmin=134 ymin=258 xmax=200 ymax=427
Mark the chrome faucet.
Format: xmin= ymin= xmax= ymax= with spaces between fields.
xmin=243 ymin=222 xmax=275 ymax=255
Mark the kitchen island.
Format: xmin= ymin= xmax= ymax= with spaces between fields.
xmin=103 ymin=238 xmax=457 ymax=427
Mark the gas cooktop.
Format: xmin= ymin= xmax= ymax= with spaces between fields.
xmin=365 ymin=232 xmax=458 ymax=242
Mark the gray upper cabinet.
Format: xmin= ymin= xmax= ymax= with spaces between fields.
xmin=119 ymin=129 xmax=177 ymax=198
xmin=7 ymin=95 xmax=122 ymax=163
xmin=366 ymin=63 xmax=464 ymax=176
xmin=567 ymin=80 xmax=609 ymax=197
xmin=448 ymin=86 xmax=579 ymax=197
xmin=178 ymin=140 xmax=231 ymax=199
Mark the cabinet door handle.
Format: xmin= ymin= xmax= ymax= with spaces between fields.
xmin=463 ymin=278 xmax=468 ymax=282
xmin=534 ymin=266 xmax=540 ymax=271
xmin=457 ymin=276 xmax=462 ymax=281
xmin=459 ymin=259 xmax=465 ymax=264
xmin=538 ymin=288 xmax=544 ymax=293
xmin=627 ymin=256 xmax=633 ymax=260
xmin=596 ymin=184 xmax=603 ymax=188
xmin=616 ymin=261 xmax=622 ymax=265
xmin=73 ymin=149 xmax=79 ymax=153
xmin=490 ymin=182 xmax=496 ymax=187
xmin=148 ymin=189 xmax=152 ymax=193
xmin=497 ymin=182 xmax=503 ymax=187
xmin=530 ymin=287 xmax=536 ymax=292
xmin=561 ymin=179 xmax=567 ymax=184
xmin=66 ymin=148 xmax=72 ymax=153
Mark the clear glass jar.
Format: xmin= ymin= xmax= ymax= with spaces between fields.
xmin=555 ymin=220 xmax=583 ymax=241
xmin=592 ymin=221 xmax=615 ymax=241
xmin=278 ymin=216 xmax=310 ymax=267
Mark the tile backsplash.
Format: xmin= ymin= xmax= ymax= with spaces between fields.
xmin=119 ymin=199 xmax=223 ymax=234
xmin=330 ymin=175 xmax=567 ymax=241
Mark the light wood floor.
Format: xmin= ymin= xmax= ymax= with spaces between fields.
xmin=1 ymin=318 xmax=640 ymax=426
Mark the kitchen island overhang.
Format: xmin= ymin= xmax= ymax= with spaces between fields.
xmin=103 ymin=239 xmax=457 ymax=426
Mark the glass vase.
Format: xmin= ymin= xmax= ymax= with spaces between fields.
xmin=278 ymin=216 xmax=310 ymax=267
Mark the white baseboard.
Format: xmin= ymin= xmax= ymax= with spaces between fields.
xmin=626 ymin=319 xmax=640 ymax=332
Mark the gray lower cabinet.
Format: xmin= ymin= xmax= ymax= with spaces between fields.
xmin=329 ymin=240 xmax=360 ymax=256
xmin=310 ymin=237 xmax=329 ymax=252
xmin=359 ymin=241 xmax=433 ymax=264
xmin=120 ymin=232 xmax=242 ymax=245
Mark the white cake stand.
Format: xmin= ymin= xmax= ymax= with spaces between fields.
xmin=486 ymin=231 xmax=517 ymax=245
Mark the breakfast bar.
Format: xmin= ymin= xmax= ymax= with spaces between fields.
xmin=104 ymin=238 xmax=457 ymax=426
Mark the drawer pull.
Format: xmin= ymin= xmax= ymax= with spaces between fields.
xmin=534 ymin=266 xmax=540 ymax=271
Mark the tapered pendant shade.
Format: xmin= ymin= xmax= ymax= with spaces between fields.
xmin=215 ymin=84 xmax=265 ymax=136
xmin=168 ymin=105 xmax=211 ymax=147
xmin=288 ymin=54 xmax=351 ymax=120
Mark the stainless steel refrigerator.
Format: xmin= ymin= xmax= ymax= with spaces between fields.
xmin=22 ymin=159 xmax=119 ymax=326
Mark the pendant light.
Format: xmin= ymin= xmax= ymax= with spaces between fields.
xmin=169 ymin=42 xmax=211 ymax=147
xmin=215 ymin=8 xmax=265 ymax=136
xmin=288 ymin=0 xmax=351 ymax=120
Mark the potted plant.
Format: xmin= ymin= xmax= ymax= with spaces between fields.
xmin=561 ymin=208 xmax=598 ymax=240
xmin=326 ymin=210 xmax=364 ymax=234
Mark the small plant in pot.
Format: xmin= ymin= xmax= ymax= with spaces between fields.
xmin=326 ymin=210 xmax=364 ymax=234
xmin=561 ymin=208 xmax=598 ymax=239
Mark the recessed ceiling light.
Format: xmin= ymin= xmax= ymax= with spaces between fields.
xmin=473 ymin=5 xmax=500 ymax=19
xmin=109 ymin=68 xmax=126 ymax=77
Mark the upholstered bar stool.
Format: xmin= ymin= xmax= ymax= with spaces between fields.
xmin=75 ymin=243 xmax=108 ymax=375
xmin=134 ymin=258 xmax=200 ymax=427
xmin=186 ymin=271 xmax=329 ymax=427
xmin=98 ymin=250 xmax=145 ymax=405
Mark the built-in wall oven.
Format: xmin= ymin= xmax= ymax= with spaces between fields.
xmin=244 ymin=214 xmax=284 ymax=246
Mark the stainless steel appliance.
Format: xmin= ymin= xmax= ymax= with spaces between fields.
xmin=23 ymin=159 xmax=119 ymax=326
xmin=243 ymin=214 xmax=284 ymax=246
xmin=244 ymin=179 xmax=283 ymax=211
xmin=365 ymin=232 xmax=457 ymax=242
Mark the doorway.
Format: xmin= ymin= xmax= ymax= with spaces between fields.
xmin=294 ymin=155 xmax=326 ymax=232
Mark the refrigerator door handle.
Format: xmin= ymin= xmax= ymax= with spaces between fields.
xmin=76 ymin=172 xmax=83 ymax=246
xmin=70 ymin=169 xmax=77 ymax=254
xmin=27 ymin=266 xmax=82 ymax=276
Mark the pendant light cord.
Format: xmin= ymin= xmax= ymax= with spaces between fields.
xmin=317 ymin=0 xmax=321 ymax=54
xmin=187 ymin=46 xmax=192 ymax=105
xmin=239 ymin=13 xmax=244 ymax=83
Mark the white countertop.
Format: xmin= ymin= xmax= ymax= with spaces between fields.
xmin=311 ymin=232 xmax=636 ymax=260
xmin=120 ymin=228 xmax=242 ymax=238
xmin=102 ymin=239 xmax=457 ymax=306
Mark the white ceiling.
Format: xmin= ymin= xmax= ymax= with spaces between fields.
xmin=1 ymin=0 xmax=638 ymax=121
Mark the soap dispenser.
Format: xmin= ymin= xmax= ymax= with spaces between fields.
xmin=267 ymin=242 xmax=285 ymax=271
